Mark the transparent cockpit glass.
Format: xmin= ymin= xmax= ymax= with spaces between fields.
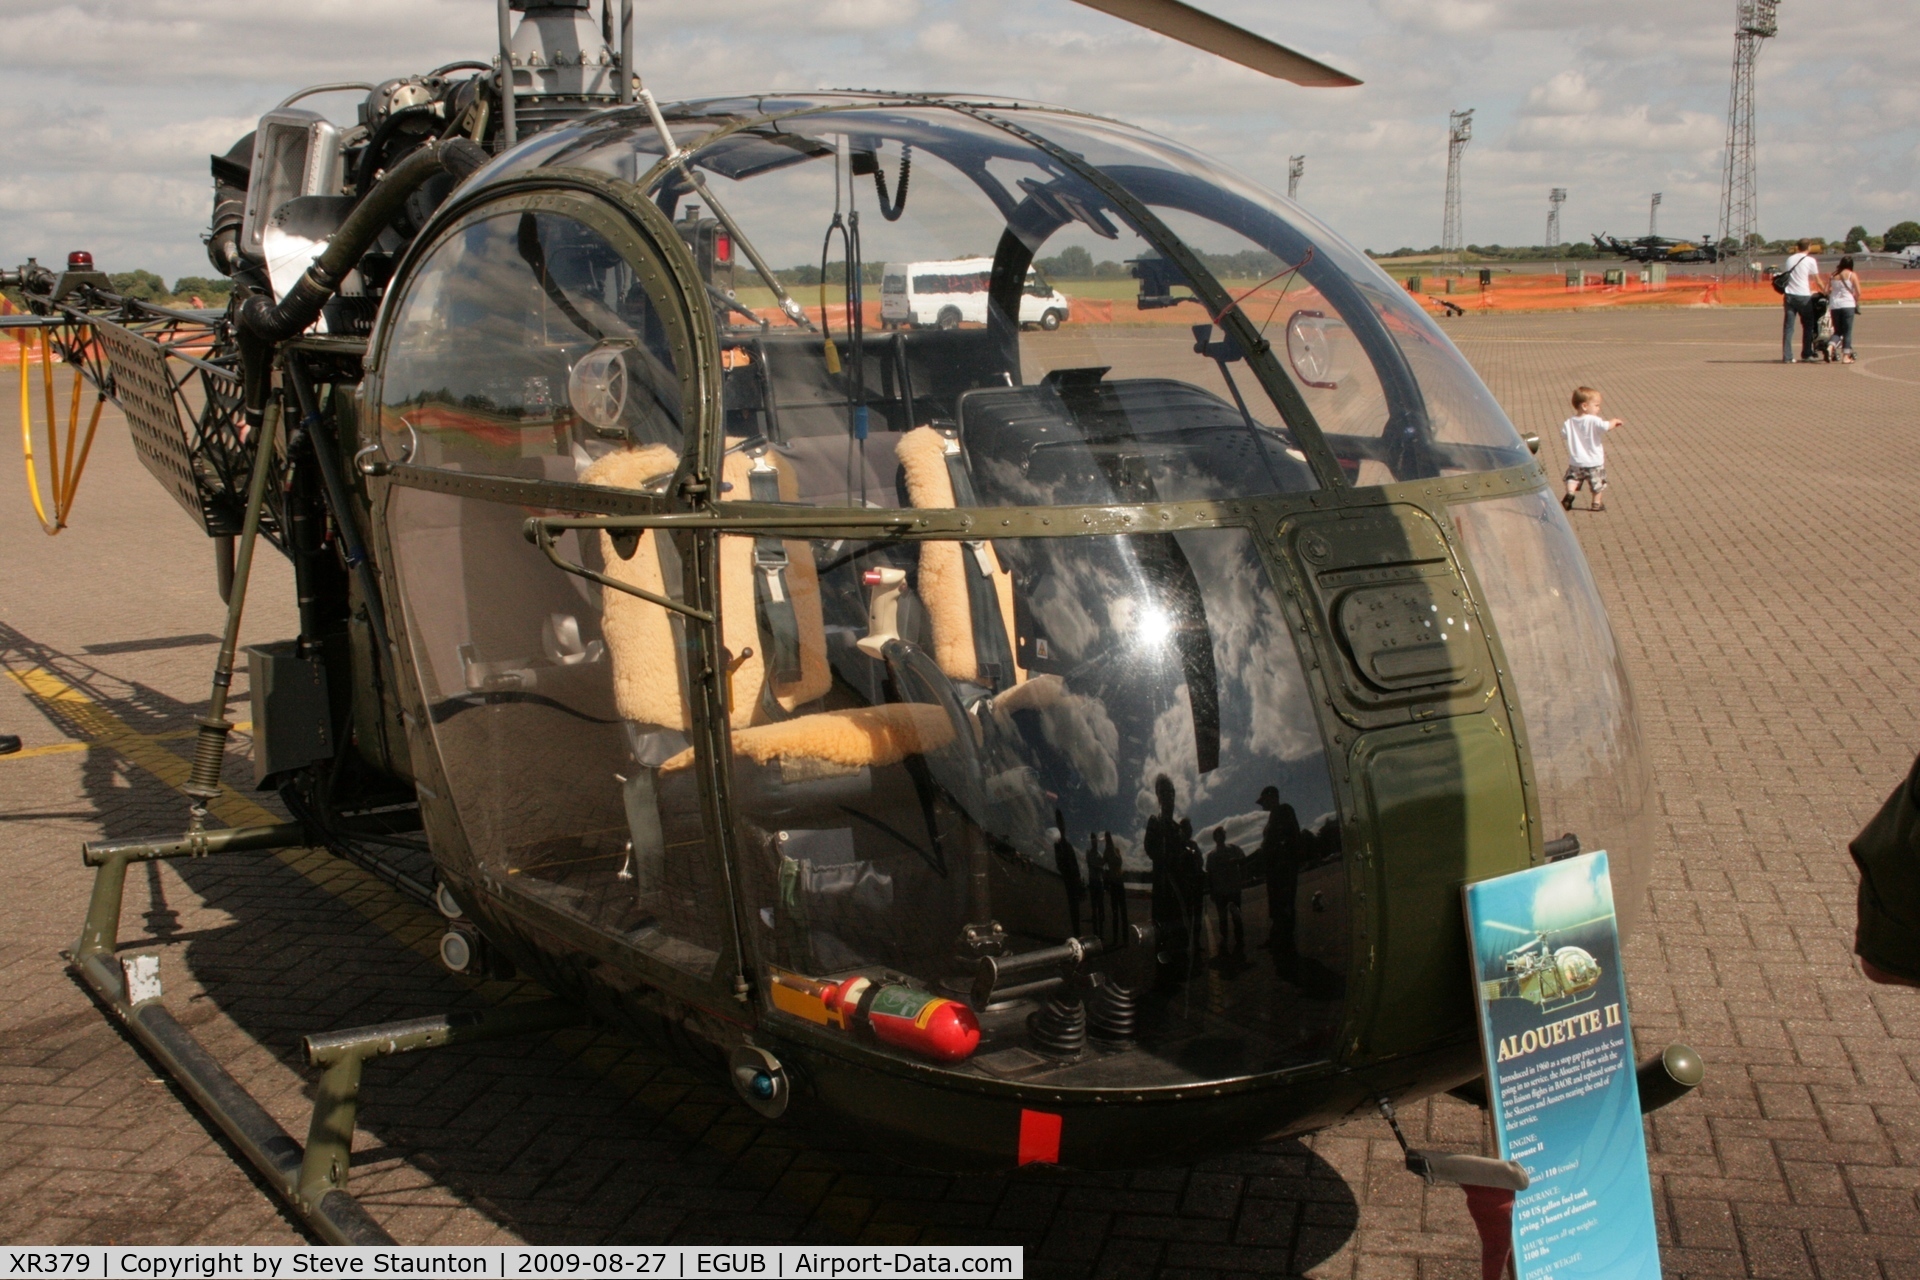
xmin=1450 ymin=491 xmax=1654 ymax=934
xmin=384 ymin=484 xmax=728 ymax=980
xmin=378 ymin=205 xmax=684 ymax=478
xmin=1004 ymin=203 xmax=1386 ymax=491
xmin=684 ymin=524 xmax=1345 ymax=1084
xmin=1009 ymin=111 xmax=1535 ymax=482
xmin=498 ymin=101 xmax=1341 ymax=505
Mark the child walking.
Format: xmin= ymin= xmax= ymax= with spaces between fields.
xmin=1561 ymin=386 xmax=1622 ymax=513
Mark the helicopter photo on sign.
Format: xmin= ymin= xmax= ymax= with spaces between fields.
xmin=1464 ymin=852 xmax=1660 ymax=1280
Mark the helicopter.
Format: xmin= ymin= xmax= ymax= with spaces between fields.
xmin=1848 ymin=239 xmax=1920 ymax=268
xmin=4 ymin=0 xmax=1703 ymax=1246
xmin=1591 ymin=232 xmax=1720 ymax=263
xmin=1477 ymin=918 xmax=1606 ymax=1013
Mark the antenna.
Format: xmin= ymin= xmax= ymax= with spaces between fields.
xmin=1287 ymin=155 xmax=1305 ymax=201
xmin=1717 ymin=0 xmax=1779 ymax=273
xmin=1547 ymin=188 xmax=1567 ymax=249
xmin=1441 ymin=109 xmax=1473 ymax=268
xmin=1649 ymin=192 xmax=1662 ymax=238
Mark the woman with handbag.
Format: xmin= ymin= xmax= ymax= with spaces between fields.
xmin=1827 ymin=254 xmax=1862 ymax=364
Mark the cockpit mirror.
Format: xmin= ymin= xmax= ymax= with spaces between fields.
xmin=567 ymin=340 xmax=633 ymax=438
xmin=1285 ymin=309 xmax=1352 ymax=389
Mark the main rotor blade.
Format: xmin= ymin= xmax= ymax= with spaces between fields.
xmin=1067 ymin=0 xmax=1361 ymax=87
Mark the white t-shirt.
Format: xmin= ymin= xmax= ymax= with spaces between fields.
xmin=1562 ymin=413 xmax=1611 ymax=468
xmin=1829 ymin=272 xmax=1859 ymax=309
xmin=1782 ymin=252 xmax=1819 ymax=297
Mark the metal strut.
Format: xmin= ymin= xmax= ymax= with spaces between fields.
xmin=182 ymin=399 xmax=282 ymax=826
xmin=71 ymin=824 xmax=586 ymax=1244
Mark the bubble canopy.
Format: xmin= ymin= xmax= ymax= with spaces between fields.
xmin=369 ymin=94 xmax=1642 ymax=1118
xmin=439 ymin=93 xmax=1534 ymax=495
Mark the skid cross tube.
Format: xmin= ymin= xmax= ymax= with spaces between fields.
xmin=71 ymin=823 xmax=586 ymax=1244
xmin=297 ymin=1002 xmax=586 ymax=1209
xmin=66 ymin=821 xmax=394 ymax=1243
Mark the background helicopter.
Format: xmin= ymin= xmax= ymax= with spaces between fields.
xmin=5 ymin=0 xmax=1701 ymax=1246
xmin=1477 ymin=917 xmax=1607 ymax=1012
xmin=1591 ymin=232 xmax=1721 ymax=264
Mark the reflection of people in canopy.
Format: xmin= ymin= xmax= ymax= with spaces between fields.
xmin=1208 ymin=827 xmax=1247 ymax=962
xmin=1177 ymin=817 xmax=1205 ymax=970
xmin=1103 ymin=833 xmax=1128 ymax=939
xmin=1085 ymin=831 xmax=1107 ymax=942
xmin=1259 ymin=785 xmax=1304 ymax=967
xmin=1052 ymin=809 xmax=1084 ymax=938
xmin=1144 ymin=775 xmax=1189 ymax=975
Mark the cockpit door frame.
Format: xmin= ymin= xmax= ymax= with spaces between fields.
xmin=360 ymin=173 xmax=756 ymax=1019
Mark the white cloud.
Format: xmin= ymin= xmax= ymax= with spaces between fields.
xmin=1524 ymin=70 xmax=1602 ymax=117
xmin=1510 ymin=104 xmax=1722 ymax=155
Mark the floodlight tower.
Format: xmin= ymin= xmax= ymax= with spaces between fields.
xmin=1717 ymin=0 xmax=1779 ymax=271
xmin=1442 ymin=109 xmax=1473 ymax=267
xmin=1649 ymin=192 xmax=1662 ymax=238
xmin=1547 ymin=188 xmax=1567 ymax=248
xmin=1287 ymin=155 xmax=1305 ymax=201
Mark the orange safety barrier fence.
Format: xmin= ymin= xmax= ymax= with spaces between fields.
xmin=1400 ymin=272 xmax=1920 ymax=316
xmin=689 ymin=275 xmax=1920 ymax=333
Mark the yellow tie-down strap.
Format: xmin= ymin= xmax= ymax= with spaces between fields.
xmin=17 ymin=325 xmax=105 ymax=535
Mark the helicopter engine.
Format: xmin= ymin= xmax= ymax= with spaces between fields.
xmin=203 ymin=0 xmax=634 ymax=336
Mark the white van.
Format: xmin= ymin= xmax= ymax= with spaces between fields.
xmin=880 ymin=258 xmax=1071 ymax=331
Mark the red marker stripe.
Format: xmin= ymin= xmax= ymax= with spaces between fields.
xmin=1017 ymin=1109 xmax=1062 ymax=1165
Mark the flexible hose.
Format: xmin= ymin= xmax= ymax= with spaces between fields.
xmin=353 ymin=105 xmax=442 ymax=200
xmin=238 ymin=137 xmax=489 ymax=349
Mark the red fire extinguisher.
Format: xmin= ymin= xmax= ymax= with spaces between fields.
xmin=769 ymin=969 xmax=980 ymax=1062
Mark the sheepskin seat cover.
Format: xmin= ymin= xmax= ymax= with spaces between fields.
xmin=580 ymin=443 xmax=830 ymax=730
xmin=895 ymin=426 xmax=1023 ymax=687
xmin=660 ymin=702 xmax=955 ymax=772
xmin=580 ymin=445 xmax=686 ymax=729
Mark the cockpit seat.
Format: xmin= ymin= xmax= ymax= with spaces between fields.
xmin=895 ymin=426 xmax=1023 ymax=693
xmin=660 ymin=702 xmax=952 ymax=773
xmin=582 ymin=442 xmax=833 ymax=734
xmin=583 ymin=442 xmax=957 ymax=843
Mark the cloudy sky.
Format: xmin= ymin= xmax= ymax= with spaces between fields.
xmin=2 ymin=0 xmax=1914 ymax=280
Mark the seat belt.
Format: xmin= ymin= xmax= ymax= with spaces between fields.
xmin=941 ymin=435 xmax=1015 ymax=690
xmin=749 ymin=457 xmax=802 ymax=684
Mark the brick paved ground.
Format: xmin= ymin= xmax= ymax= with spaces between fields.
xmin=2 ymin=304 xmax=1917 ymax=1276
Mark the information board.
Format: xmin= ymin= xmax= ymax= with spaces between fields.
xmin=1462 ymin=850 xmax=1660 ymax=1279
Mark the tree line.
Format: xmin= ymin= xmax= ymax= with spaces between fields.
xmin=1367 ymin=221 xmax=1920 ymax=261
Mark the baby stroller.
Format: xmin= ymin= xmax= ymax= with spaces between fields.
xmin=1810 ymin=293 xmax=1841 ymax=363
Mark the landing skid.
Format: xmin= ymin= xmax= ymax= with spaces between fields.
xmin=68 ymin=821 xmax=584 ymax=1244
